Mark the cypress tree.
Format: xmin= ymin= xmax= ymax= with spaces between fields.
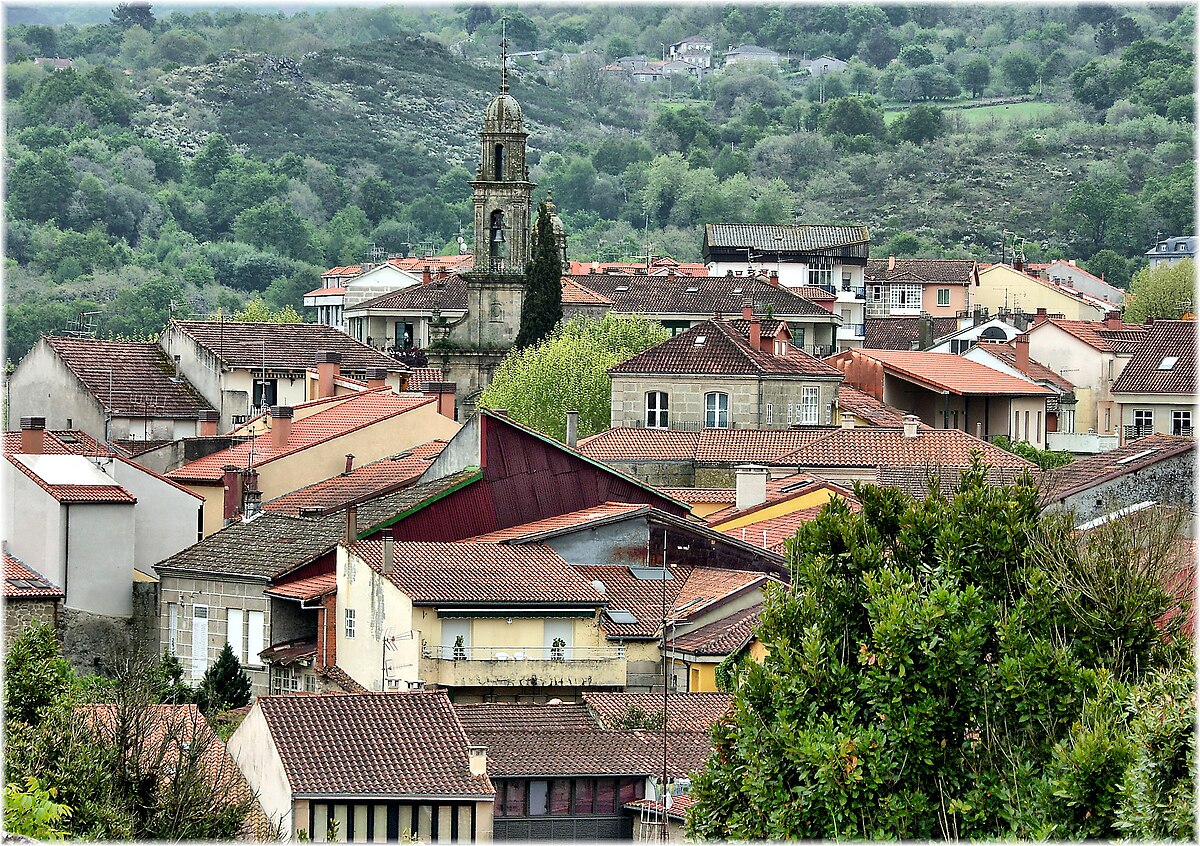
xmin=197 ymin=643 xmax=251 ymax=714
xmin=514 ymin=201 xmax=563 ymax=349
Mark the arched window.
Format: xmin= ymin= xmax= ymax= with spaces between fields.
xmin=645 ymin=392 xmax=669 ymax=429
xmin=489 ymin=209 xmax=506 ymax=261
xmin=494 ymin=143 xmax=506 ymax=180
xmin=705 ymin=392 xmax=729 ymax=429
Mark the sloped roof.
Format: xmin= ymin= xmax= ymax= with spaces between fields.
xmin=7 ymin=453 xmax=137 ymax=504
xmin=1110 ymin=320 xmax=1196 ymax=395
xmin=570 ymin=272 xmax=833 ymax=319
xmin=876 ymin=465 xmax=1038 ymax=500
xmin=264 ymin=441 xmax=448 ymax=516
xmin=156 ymin=470 xmax=479 ymax=579
xmin=610 ymin=320 xmax=842 ymax=377
xmin=466 ymin=502 xmax=649 ymax=543
xmin=351 ymin=540 xmax=604 ymax=606
xmin=583 ymin=692 xmax=733 ymax=732
xmin=345 ymin=277 xmax=468 ymax=313
xmin=264 ymin=572 xmax=337 ymax=601
xmin=168 ymin=392 xmax=437 ymax=483
xmin=561 ymin=277 xmax=613 ymax=305
xmin=718 ymin=503 xmax=848 ymax=553
xmin=575 ymin=564 xmax=768 ymax=639
xmin=255 ymin=692 xmax=494 ymax=798
xmin=1040 ymin=434 xmax=1196 ymax=502
xmin=657 ymin=487 xmax=737 ymax=504
xmin=169 ymin=320 xmax=404 ymax=372
xmin=4 ymin=548 xmax=63 ymax=599
xmin=577 ymin=427 xmax=828 ymax=464
xmin=776 ymin=427 xmax=1038 ymax=470
xmin=669 ymin=604 xmax=762 ymax=656
xmin=838 ymin=384 xmax=907 ymax=426
xmin=406 ymin=368 xmax=445 ymax=391
xmin=864 ymin=316 xmax=959 ymax=350
xmin=788 ymin=285 xmax=837 ymax=303
xmin=973 ymin=341 xmax=1075 ymax=391
xmin=705 ymin=476 xmax=857 ymax=525
xmin=704 ymin=223 xmax=868 ymax=253
xmin=42 ymin=336 xmax=214 ymax=418
xmin=1034 ymin=318 xmax=1148 ymax=352
xmin=865 ymin=258 xmax=977 ymax=284
xmin=837 ymin=349 xmax=1053 ymax=396
xmin=454 ymin=703 xmax=599 ymax=734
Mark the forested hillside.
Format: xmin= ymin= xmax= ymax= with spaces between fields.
xmin=4 ymin=3 xmax=1194 ymax=361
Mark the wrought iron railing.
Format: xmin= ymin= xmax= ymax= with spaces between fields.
xmin=424 ymin=645 xmax=625 ymax=661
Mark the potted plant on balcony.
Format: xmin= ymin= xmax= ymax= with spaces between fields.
xmin=453 ymin=635 xmax=466 ymax=661
xmin=550 ymin=637 xmax=566 ymax=661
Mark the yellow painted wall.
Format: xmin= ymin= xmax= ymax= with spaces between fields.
xmin=975 ymin=265 xmax=1107 ymax=321
xmin=687 ymin=661 xmax=718 ymax=692
xmin=686 ymin=501 xmax=734 ymax=519
xmin=709 ymin=486 xmax=838 ymax=532
xmin=195 ymin=403 xmax=459 ymax=535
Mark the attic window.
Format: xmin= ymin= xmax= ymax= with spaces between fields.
xmin=685 ymin=286 xmax=699 ymax=293
xmin=607 ymin=609 xmax=638 ymax=625
xmin=732 ymin=287 xmax=743 ymax=294
xmin=694 ymin=336 xmax=706 ymax=346
xmin=1158 ymin=356 xmax=1179 ymax=371
xmin=628 ymin=566 xmax=673 ymax=581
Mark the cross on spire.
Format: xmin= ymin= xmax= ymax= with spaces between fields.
xmin=499 ymin=15 xmax=509 ymax=93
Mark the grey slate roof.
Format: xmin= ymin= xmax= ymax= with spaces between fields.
xmin=345 ymin=277 xmax=468 ymax=313
xmin=703 ymin=223 xmax=869 ymax=255
xmin=155 ymin=469 xmax=479 ymax=579
xmin=574 ymin=272 xmax=833 ymax=319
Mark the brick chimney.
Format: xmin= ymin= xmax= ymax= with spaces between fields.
xmin=1013 ymin=257 xmax=1024 ymax=273
xmin=1105 ymin=311 xmax=1123 ymax=330
xmin=222 ymin=465 xmax=242 ymax=521
xmin=364 ymin=367 xmax=389 ymax=390
xmin=344 ymin=454 xmax=355 ymax=475
xmin=314 ymin=350 xmax=342 ymax=399
xmin=735 ymin=465 xmax=769 ymax=511
xmin=426 ymin=382 xmax=457 ymax=419
xmin=1033 ymin=307 xmax=1048 ymax=326
xmin=19 ymin=416 xmax=46 ymax=455
xmin=902 ymin=414 xmax=920 ymax=438
xmin=750 ymin=319 xmax=761 ymax=352
xmin=887 ymin=254 xmax=896 ymax=272
xmin=197 ymin=410 xmax=220 ymax=437
xmin=768 ymin=269 xmax=779 ymax=287
xmin=741 ymin=298 xmax=753 ymax=321
xmin=269 ymin=406 xmax=293 ymax=450
xmin=422 ymin=265 xmax=432 ymax=284
xmin=344 ymin=504 xmax=358 ymax=544
xmin=1014 ymin=333 xmax=1030 ymax=374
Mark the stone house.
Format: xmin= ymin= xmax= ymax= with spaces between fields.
xmin=4 ymin=547 xmax=63 ymax=645
xmin=609 ymin=314 xmax=843 ymax=432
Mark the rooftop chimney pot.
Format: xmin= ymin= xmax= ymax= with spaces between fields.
xmin=19 ymin=416 xmax=46 ymax=455
xmin=902 ymin=414 xmax=920 ymax=438
xmin=840 ymin=411 xmax=856 ymax=429
xmin=269 ymin=406 xmax=293 ymax=451
xmin=887 ymin=254 xmax=896 ymax=272
xmin=735 ymin=464 xmax=770 ymax=511
xmin=565 ymin=410 xmax=579 ymax=449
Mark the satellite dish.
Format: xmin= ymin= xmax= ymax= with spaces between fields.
xmin=591 ymin=580 xmax=606 ymax=595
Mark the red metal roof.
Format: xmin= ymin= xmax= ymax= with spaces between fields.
xmin=169 ymin=392 xmax=436 ymax=483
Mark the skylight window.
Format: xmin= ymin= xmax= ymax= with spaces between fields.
xmin=607 ymin=609 xmax=638 ymax=625
xmin=694 ymin=336 xmax=706 ymax=345
xmin=615 ymin=285 xmax=629 ymax=292
xmin=1158 ymin=356 xmax=1178 ymax=370
xmin=1116 ymin=448 xmax=1158 ymax=465
xmin=686 ymin=286 xmax=699 ymax=293
xmin=732 ymin=287 xmax=743 ymax=294
xmin=628 ymin=566 xmax=673 ymax=580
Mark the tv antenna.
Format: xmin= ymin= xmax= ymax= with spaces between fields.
xmin=63 ymin=311 xmax=101 ymax=338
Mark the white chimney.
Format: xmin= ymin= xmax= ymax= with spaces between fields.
xmin=735 ymin=465 xmax=769 ymax=511
xmin=840 ymin=411 xmax=856 ymax=429
xmin=468 ymin=746 xmax=488 ymax=776
xmin=902 ymin=414 xmax=920 ymax=438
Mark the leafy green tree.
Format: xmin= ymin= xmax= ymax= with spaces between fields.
xmin=514 ymin=202 xmax=563 ymax=350
xmin=686 ymin=464 xmax=1190 ymax=841
xmin=1124 ymin=260 xmax=1196 ymax=322
xmin=4 ymin=777 xmax=72 ymax=840
xmin=208 ymin=161 xmax=288 ymax=236
xmin=4 ymin=624 xmax=74 ymax=727
xmin=861 ymin=26 xmax=898 ymax=68
xmin=1071 ymin=59 xmax=1116 ymax=110
xmin=233 ymin=295 xmax=303 ymax=323
xmin=110 ymin=2 xmax=155 ymax=29
xmin=1085 ymin=249 xmax=1133 ymax=288
xmin=8 ymin=149 xmax=78 ymax=224
xmin=988 ymin=434 xmax=1073 ymax=470
xmin=999 ymin=49 xmax=1041 ymax=94
xmin=234 ymin=200 xmax=319 ymax=262
xmin=1139 ymin=161 xmax=1194 ymax=239
xmin=959 ymin=55 xmax=991 ymax=97
xmin=147 ymin=652 xmax=192 ymax=705
xmin=819 ymin=96 xmax=886 ymax=139
xmin=892 ymin=103 xmax=944 ymax=144
xmin=357 ymin=175 xmax=395 ymax=225
xmin=104 ymin=276 xmax=183 ymax=338
xmin=1056 ymin=174 xmax=1139 ymax=255
xmin=481 ymin=313 xmax=669 ymax=440
xmin=196 ymin=644 xmax=252 ymax=714
xmin=187 ymin=134 xmax=231 ymax=188
xmin=898 ymin=43 xmax=935 ymax=68
xmin=885 ymin=232 xmax=923 ymax=256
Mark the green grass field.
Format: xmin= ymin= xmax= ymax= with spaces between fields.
xmin=884 ymin=100 xmax=1062 ymax=126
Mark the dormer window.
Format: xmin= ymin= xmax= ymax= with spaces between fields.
xmin=774 ymin=339 xmax=787 ymax=356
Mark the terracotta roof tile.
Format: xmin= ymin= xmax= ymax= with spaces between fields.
xmin=705 ymin=223 xmax=869 ymax=253
xmin=454 ymin=703 xmax=599 ymax=734
xmin=612 ymin=320 xmax=842 ymax=378
xmin=41 ymin=336 xmax=215 ymax=418
xmin=576 ymin=427 xmax=828 ymax=464
xmin=255 ymin=691 xmax=493 ymax=798
xmin=657 ymin=487 xmax=737 ymax=504
xmin=169 ymin=392 xmax=437 ymax=483
xmin=264 ymin=441 xmax=448 ymax=516
xmin=4 ymin=549 xmax=63 ymax=598
xmin=625 ymin=794 xmax=697 ymax=821
xmin=865 ymin=258 xmax=977 ymax=284
xmin=571 ymin=272 xmax=833 ymax=319
xmin=575 ymin=565 xmax=768 ymax=639
xmin=386 ymin=254 xmax=475 ymax=273
xmin=566 ymin=258 xmax=707 ymax=277
xmin=264 ymin=572 xmax=336 ymax=601
xmin=561 ymin=278 xmax=613 ymax=305
xmin=1040 ymin=434 xmax=1196 ymax=502
xmin=864 ymin=316 xmax=959 ymax=350
xmin=670 ymin=605 xmax=761 ymax=655
xmin=705 ymin=476 xmax=856 ymax=525
xmin=788 ymin=285 xmax=837 ymax=302
xmin=466 ymin=502 xmax=649 ymax=543
xmin=695 ymin=428 xmax=828 ymax=462
xmin=875 ymin=465 xmax=1037 ymax=499
xmin=346 ymin=277 xmax=467 ymax=313
xmin=974 ymin=341 xmax=1075 ymax=391
xmin=1110 ymin=320 xmax=1196 ymax=395
xmin=838 ymin=384 xmax=907 ymax=426
xmin=776 ymin=427 xmax=1038 ymax=471
xmin=169 ymin=320 xmax=405 ymax=373
xmin=352 ymin=540 xmax=605 ymax=606
xmin=1035 ymin=318 xmax=1148 ymax=352
xmin=583 ymin=692 xmax=733 ymax=733
xmin=156 ymin=470 xmax=479 ymax=579
xmin=834 ymin=349 xmax=1053 ymax=395
xmin=7 ymin=453 xmax=137 ymax=504
xmin=407 ymin=368 xmax=445 ymax=391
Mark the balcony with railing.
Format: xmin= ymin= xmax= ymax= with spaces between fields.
xmin=422 ymin=644 xmax=626 ymax=688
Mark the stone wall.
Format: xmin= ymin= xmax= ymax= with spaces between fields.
xmin=424 ymin=348 xmax=510 ymax=420
xmin=4 ymin=599 xmax=59 ymax=648
xmin=598 ymin=460 xmax=695 ymax=488
xmin=612 ymin=374 xmax=839 ymax=430
xmin=1056 ymin=450 xmax=1196 ymax=523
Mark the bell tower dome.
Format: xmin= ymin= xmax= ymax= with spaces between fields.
xmin=470 ymin=35 xmax=535 ymax=275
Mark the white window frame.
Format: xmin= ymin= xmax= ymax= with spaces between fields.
xmin=168 ymin=603 xmax=178 ymax=656
xmin=936 ymin=287 xmax=950 ymax=307
xmin=704 ymin=392 xmax=729 ymax=429
xmin=246 ymin=610 xmax=264 ymax=668
xmin=890 ymin=283 xmax=922 ymax=314
xmin=1173 ymin=410 xmax=1191 ymax=434
xmin=191 ymin=605 xmax=209 ymax=681
xmin=645 ymin=391 xmax=669 ymax=429
xmin=774 ymin=339 xmax=787 ymax=356
xmin=272 ymin=666 xmax=301 ymax=695
xmin=801 ymin=386 xmax=820 ymax=425
xmin=765 ymin=403 xmax=773 ymax=425
xmin=807 ymin=257 xmax=834 ymax=287
xmin=1134 ymin=409 xmax=1154 ymax=429
xmin=345 ymin=608 xmax=357 ymax=639
xmin=227 ymin=608 xmax=244 ymax=665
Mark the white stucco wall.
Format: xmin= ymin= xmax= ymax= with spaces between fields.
xmin=68 ymin=503 xmax=136 ymax=616
xmin=7 ymin=340 xmax=108 ymax=437
xmin=3 ymin=465 xmax=64 ymax=588
xmin=226 ymin=703 xmax=295 ymax=837
xmin=336 ymin=545 xmax=417 ymax=692
xmin=107 ymin=459 xmax=203 ymax=570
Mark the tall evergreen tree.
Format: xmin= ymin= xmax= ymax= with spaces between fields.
xmin=197 ymin=644 xmax=251 ymax=714
xmin=514 ymin=201 xmax=563 ymax=350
